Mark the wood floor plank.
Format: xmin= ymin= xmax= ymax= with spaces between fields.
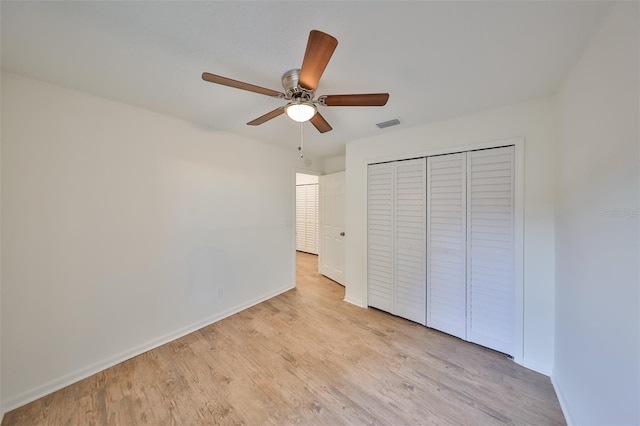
xmin=2 ymin=252 xmax=565 ymax=425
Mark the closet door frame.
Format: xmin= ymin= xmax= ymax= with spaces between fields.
xmin=363 ymin=137 xmax=524 ymax=365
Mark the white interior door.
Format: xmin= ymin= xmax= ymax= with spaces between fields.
xmin=319 ymin=172 xmax=346 ymax=285
xmin=295 ymin=183 xmax=319 ymax=254
xmin=295 ymin=185 xmax=306 ymax=252
xmin=367 ymin=162 xmax=394 ymax=312
xmin=367 ymin=160 xmax=426 ymax=324
xmin=394 ymin=159 xmax=427 ymax=325
xmin=466 ymin=146 xmax=515 ymax=355
xmin=426 ymin=153 xmax=468 ymax=339
xmin=426 ymin=147 xmax=515 ymax=355
xmin=305 ymin=184 xmax=319 ymax=254
xmin=366 ymin=145 xmax=517 ymax=356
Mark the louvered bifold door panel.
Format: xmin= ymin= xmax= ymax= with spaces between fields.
xmin=427 ymin=153 xmax=467 ymax=339
xmin=467 ymin=147 xmax=515 ymax=355
xmin=296 ymin=185 xmax=306 ymax=252
xmin=394 ymin=159 xmax=427 ymax=325
xmin=367 ymin=163 xmax=394 ymax=313
xmin=305 ymin=184 xmax=319 ymax=255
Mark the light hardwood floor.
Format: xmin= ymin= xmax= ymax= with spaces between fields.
xmin=2 ymin=252 xmax=565 ymax=425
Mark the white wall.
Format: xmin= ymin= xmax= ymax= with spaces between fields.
xmin=554 ymin=3 xmax=639 ymax=425
xmin=323 ymin=155 xmax=345 ymax=174
xmin=0 ymin=72 xmax=322 ymax=412
xmin=345 ymin=97 xmax=557 ymax=374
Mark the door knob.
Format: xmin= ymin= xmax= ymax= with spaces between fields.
xmin=340 ymin=232 xmax=345 ymax=236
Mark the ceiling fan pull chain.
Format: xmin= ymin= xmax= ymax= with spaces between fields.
xmin=298 ymin=121 xmax=304 ymax=158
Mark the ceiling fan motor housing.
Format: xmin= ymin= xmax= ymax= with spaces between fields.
xmin=282 ymin=69 xmax=315 ymax=101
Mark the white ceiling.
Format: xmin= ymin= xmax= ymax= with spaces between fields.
xmin=1 ymin=1 xmax=611 ymax=158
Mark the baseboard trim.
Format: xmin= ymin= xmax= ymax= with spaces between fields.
xmin=343 ymin=296 xmax=366 ymax=308
xmin=522 ymin=357 xmax=552 ymax=376
xmin=551 ymin=371 xmax=575 ymax=426
xmin=1 ymin=283 xmax=295 ymax=414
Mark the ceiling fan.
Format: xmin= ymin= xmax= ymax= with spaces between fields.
xmin=202 ymin=30 xmax=389 ymax=133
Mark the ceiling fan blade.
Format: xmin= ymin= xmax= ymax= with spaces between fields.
xmin=299 ymin=30 xmax=338 ymax=91
xmin=310 ymin=112 xmax=333 ymax=133
xmin=321 ymin=93 xmax=389 ymax=107
xmin=202 ymin=72 xmax=284 ymax=98
xmin=247 ymin=107 xmax=285 ymax=126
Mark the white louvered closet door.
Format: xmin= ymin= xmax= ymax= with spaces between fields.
xmin=305 ymin=184 xmax=319 ymax=254
xmin=394 ymin=159 xmax=426 ymax=325
xmin=295 ymin=185 xmax=306 ymax=252
xmin=367 ymin=163 xmax=394 ymax=313
xmin=426 ymin=153 xmax=467 ymax=339
xmin=295 ymin=184 xmax=319 ymax=254
xmin=467 ymin=146 xmax=515 ymax=355
xmin=367 ymin=160 xmax=426 ymax=324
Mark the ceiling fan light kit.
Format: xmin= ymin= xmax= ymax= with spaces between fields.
xmin=285 ymin=101 xmax=316 ymax=123
xmin=202 ymin=30 xmax=390 ymax=134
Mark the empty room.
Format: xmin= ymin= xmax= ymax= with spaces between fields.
xmin=1 ymin=1 xmax=638 ymax=425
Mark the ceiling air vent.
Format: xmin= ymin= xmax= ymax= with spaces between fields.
xmin=376 ymin=118 xmax=400 ymax=129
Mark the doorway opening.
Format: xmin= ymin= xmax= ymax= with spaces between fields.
xmin=295 ymin=172 xmax=320 ymax=289
xmin=295 ymin=171 xmax=346 ymax=287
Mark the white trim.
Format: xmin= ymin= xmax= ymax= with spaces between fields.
xmin=343 ymin=296 xmax=366 ymax=308
xmin=551 ymin=371 xmax=575 ymax=426
xmin=426 ymin=157 xmax=432 ymax=327
xmin=513 ymin=140 xmax=525 ymax=365
xmin=365 ymin=137 xmax=522 ymax=166
xmin=1 ymin=284 xmax=295 ymax=414
xmin=523 ymin=358 xmax=552 ymax=376
xmin=361 ymin=160 xmax=370 ymax=307
xmin=318 ymin=174 xmax=326 ymax=277
xmin=292 ymin=169 xmax=299 ymax=287
xmin=293 ymin=167 xmax=322 ymax=177
xmin=294 ymin=169 xmax=322 ymax=187
xmin=362 ymin=137 xmax=526 ymax=366
xmin=464 ymin=152 xmax=471 ymax=340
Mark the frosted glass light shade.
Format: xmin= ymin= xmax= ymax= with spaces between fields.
xmin=285 ymin=102 xmax=316 ymax=122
